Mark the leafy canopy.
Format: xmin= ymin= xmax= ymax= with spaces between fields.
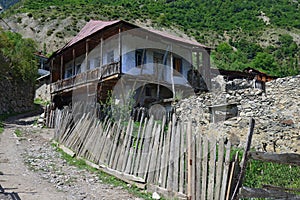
xmin=0 ymin=28 xmax=38 ymax=82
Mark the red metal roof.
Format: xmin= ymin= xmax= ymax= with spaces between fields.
xmin=60 ymin=20 xmax=120 ymax=52
xmin=147 ymin=28 xmax=209 ymax=49
xmin=57 ymin=20 xmax=210 ymax=54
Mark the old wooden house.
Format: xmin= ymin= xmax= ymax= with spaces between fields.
xmin=49 ymin=20 xmax=211 ymax=114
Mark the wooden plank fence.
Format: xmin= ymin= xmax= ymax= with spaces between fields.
xmin=46 ymin=102 xmax=243 ymax=199
xmin=238 ymin=151 xmax=300 ymax=199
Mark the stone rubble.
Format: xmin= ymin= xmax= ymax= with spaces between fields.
xmin=16 ymin=125 xmax=143 ymax=200
xmin=175 ymin=75 xmax=300 ymax=153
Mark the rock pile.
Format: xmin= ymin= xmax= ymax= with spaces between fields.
xmin=175 ymin=75 xmax=300 ymax=153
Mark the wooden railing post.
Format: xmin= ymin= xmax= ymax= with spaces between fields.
xmin=231 ymin=118 xmax=255 ymax=200
xmin=187 ymin=121 xmax=192 ymax=200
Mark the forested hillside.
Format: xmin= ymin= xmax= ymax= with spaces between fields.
xmin=2 ymin=0 xmax=300 ymax=77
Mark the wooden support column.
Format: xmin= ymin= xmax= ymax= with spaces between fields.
xmin=50 ymin=59 xmax=54 ymax=83
xmin=72 ymin=49 xmax=76 ymax=75
xmin=100 ymin=37 xmax=103 ymax=67
xmin=196 ymin=51 xmax=200 ymax=72
xmin=60 ymin=55 xmax=64 ymax=80
xmin=203 ymin=49 xmax=211 ymax=90
xmin=86 ymin=39 xmax=89 ymax=71
xmin=190 ymin=49 xmax=193 ymax=69
xmin=170 ymin=45 xmax=175 ymax=99
xmin=119 ymin=24 xmax=122 ymax=73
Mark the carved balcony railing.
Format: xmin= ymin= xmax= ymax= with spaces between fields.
xmin=51 ymin=62 xmax=120 ymax=94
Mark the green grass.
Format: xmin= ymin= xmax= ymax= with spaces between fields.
xmin=14 ymin=129 xmax=22 ymax=137
xmin=230 ymin=147 xmax=300 ymax=195
xmin=53 ymin=143 xmax=157 ymax=200
xmin=0 ymin=122 xmax=4 ymax=134
xmin=0 ymin=113 xmax=18 ymax=134
xmin=34 ymin=98 xmax=50 ymax=106
xmin=231 ymin=149 xmax=300 ymax=195
xmin=244 ymin=160 xmax=300 ymax=191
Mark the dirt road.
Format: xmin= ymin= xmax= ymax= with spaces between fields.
xmin=0 ymin=113 xmax=142 ymax=200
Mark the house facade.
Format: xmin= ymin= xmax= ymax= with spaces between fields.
xmin=49 ymin=20 xmax=211 ymax=112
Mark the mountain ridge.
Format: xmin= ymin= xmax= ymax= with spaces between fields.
xmin=1 ymin=0 xmax=299 ymax=77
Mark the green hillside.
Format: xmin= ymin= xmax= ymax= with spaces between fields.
xmin=3 ymin=0 xmax=300 ymax=77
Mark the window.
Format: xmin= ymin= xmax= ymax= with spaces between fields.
xmin=136 ymin=49 xmax=146 ymax=67
xmin=173 ymin=57 xmax=182 ymax=75
xmin=65 ymin=68 xmax=73 ymax=78
xmin=75 ymin=64 xmax=81 ymax=74
xmin=145 ymin=87 xmax=152 ymax=96
xmin=107 ymin=50 xmax=114 ymax=63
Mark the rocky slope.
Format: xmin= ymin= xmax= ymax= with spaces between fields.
xmin=176 ymin=75 xmax=300 ymax=153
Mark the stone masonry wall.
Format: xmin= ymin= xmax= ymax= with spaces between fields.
xmin=175 ymin=75 xmax=300 ymax=153
xmin=0 ymin=79 xmax=35 ymax=114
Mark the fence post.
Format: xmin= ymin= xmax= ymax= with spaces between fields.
xmin=186 ymin=121 xmax=192 ymax=200
xmin=231 ymin=118 xmax=255 ymax=200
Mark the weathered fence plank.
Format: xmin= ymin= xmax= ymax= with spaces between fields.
xmin=207 ymin=136 xmax=216 ymax=200
xmin=179 ymin=123 xmax=185 ymax=195
xmin=249 ymin=152 xmax=300 ymax=166
xmin=220 ymin=141 xmax=231 ymax=200
xmin=240 ymin=186 xmax=300 ymax=199
xmin=231 ymin=118 xmax=255 ymax=200
xmin=186 ymin=121 xmax=193 ymax=199
xmin=195 ymin=134 xmax=202 ymax=200
xmin=160 ymin=120 xmax=172 ymax=188
xmin=201 ymin=136 xmax=208 ymax=200
xmin=51 ymin=103 xmax=238 ymax=200
xmin=215 ymin=138 xmax=225 ymax=200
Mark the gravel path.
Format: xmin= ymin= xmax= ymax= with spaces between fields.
xmin=0 ymin=114 xmax=142 ymax=200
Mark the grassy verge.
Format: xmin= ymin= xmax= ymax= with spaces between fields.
xmin=34 ymin=98 xmax=50 ymax=106
xmin=53 ymin=143 xmax=157 ymax=200
xmin=231 ymin=148 xmax=300 ymax=194
xmin=0 ymin=113 xmax=13 ymax=134
xmin=244 ymin=159 xmax=300 ymax=191
xmin=14 ymin=129 xmax=22 ymax=137
xmin=0 ymin=121 xmax=4 ymax=134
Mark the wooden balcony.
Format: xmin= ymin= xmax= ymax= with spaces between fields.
xmin=51 ymin=62 xmax=120 ymax=94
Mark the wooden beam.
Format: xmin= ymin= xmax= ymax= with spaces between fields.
xmin=119 ymin=24 xmax=122 ymax=73
xmin=196 ymin=51 xmax=200 ymax=72
xmin=86 ymin=39 xmax=89 ymax=71
xmin=201 ymin=48 xmax=211 ymax=90
xmin=72 ymin=49 xmax=76 ymax=76
xmin=170 ymin=45 xmax=175 ymax=99
xmin=240 ymin=186 xmax=300 ymax=199
xmin=60 ymin=55 xmax=64 ymax=80
xmin=59 ymin=144 xmax=76 ymax=157
xmin=187 ymin=121 xmax=192 ymax=200
xmin=100 ymin=37 xmax=103 ymax=66
xmin=147 ymin=184 xmax=187 ymax=200
xmin=231 ymin=118 xmax=255 ymax=200
xmin=50 ymin=59 xmax=54 ymax=83
xmin=249 ymin=152 xmax=300 ymax=166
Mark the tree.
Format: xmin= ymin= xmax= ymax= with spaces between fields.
xmin=0 ymin=29 xmax=37 ymax=82
xmin=251 ymin=52 xmax=279 ymax=76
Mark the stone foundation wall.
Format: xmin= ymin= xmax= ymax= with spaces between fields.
xmin=0 ymin=79 xmax=35 ymax=114
xmin=35 ymin=83 xmax=51 ymax=102
xmin=175 ymin=75 xmax=300 ymax=153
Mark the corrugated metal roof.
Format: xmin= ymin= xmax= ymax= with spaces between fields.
xmin=59 ymin=20 xmax=120 ymax=52
xmin=147 ymin=28 xmax=209 ymax=48
xmin=57 ymin=20 xmax=210 ymax=54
